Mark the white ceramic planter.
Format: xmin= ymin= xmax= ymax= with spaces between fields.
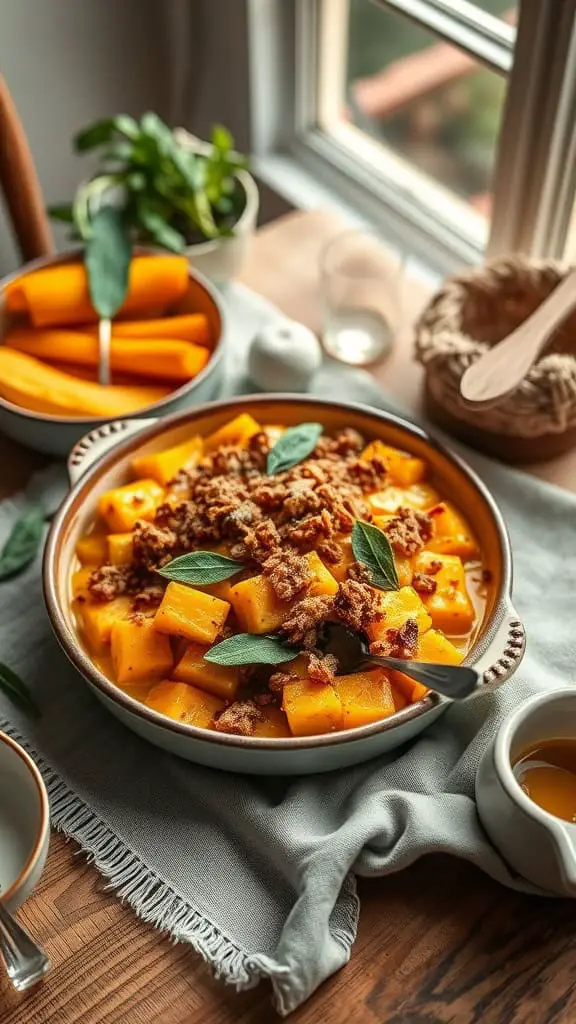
xmin=184 ymin=169 xmax=259 ymax=286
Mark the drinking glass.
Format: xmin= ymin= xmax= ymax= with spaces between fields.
xmin=320 ymin=229 xmax=404 ymax=365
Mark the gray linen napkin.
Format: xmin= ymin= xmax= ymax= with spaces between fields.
xmin=0 ymin=284 xmax=574 ymax=1015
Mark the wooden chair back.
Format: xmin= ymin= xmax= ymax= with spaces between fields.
xmin=0 ymin=73 xmax=54 ymax=262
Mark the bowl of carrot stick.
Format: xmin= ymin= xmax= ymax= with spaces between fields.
xmin=0 ymin=249 xmax=226 ymax=455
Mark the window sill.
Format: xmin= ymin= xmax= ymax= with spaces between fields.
xmin=254 ymin=150 xmax=445 ymax=288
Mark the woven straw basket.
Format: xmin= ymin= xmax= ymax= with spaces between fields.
xmin=414 ymin=256 xmax=576 ymax=462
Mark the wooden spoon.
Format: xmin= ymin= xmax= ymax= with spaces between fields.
xmin=459 ymin=267 xmax=576 ymax=406
xmin=317 ymin=623 xmax=479 ymax=700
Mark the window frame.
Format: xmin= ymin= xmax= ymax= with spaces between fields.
xmin=248 ymin=0 xmax=576 ymax=274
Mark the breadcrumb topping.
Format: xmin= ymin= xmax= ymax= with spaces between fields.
xmin=214 ymin=700 xmax=264 ymax=736
xmin=380 ymin=507 xmax=433 ymax=557
xmin=85 ymin=426 xmax=451 ymax=721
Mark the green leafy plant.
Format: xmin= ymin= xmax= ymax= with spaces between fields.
xmin=48 ymin=112 xmax=249 ymax=316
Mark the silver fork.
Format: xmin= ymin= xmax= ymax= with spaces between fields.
xmin=0 ymin=897 xmax=50 ymax=991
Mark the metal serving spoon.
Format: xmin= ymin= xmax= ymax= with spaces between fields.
xmin=0 ymin=897 xmax=50 ymax=992
xmin=317 ymin=622 xmax=479 ymax=700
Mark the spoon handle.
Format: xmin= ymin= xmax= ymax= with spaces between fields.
xmin=0 ymin=900 xmax=50 ymax=992
xmin=460 ymin=267 xmax=576 ymax=405
xmin=365 ymin=655 xmax=479 ymax=700
xmin=97 ymin=317 xmax=112 ymax=386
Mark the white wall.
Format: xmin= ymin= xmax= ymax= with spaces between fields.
xmin=0 ymin=0 xmax=171 ymax=274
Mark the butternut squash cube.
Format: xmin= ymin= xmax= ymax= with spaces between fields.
xmin=72 ymin=565 xmax=94 ymax=598
xmin=362 ymin=440 xmax=426 ymax=486
xmin=306 ymin=551 xmax=339 ymax=596
xmin=426 ymin=502 xmax=479 ymax=560
xmin=131 ymin=435 xmax=203 ymax=486
xmin=367 ymin=585 xmax=432 ymax=644
xmin=390 ymin=685 xmax=409 ymax=711
xmin=395 ymin=556 xmax=412 ymax=587
xmin=75 ymin=534 xmax=108 ymax=565
xmin=229 ymin=552 xmax=337 ymax=633
xmin=204 ymin=413 xmax=261 ymax=451
xmin=229 ymin=574 xmax=286 ymax=634
xmin=327 ymin=535 xmax=355 ymax=583
xmin=334 ymin=669 xmax=396 ymax=729
xmin=154 ymin=582 xmax=230 ymax=644
xmin=412 ymin=551 xmax=474 ymax=634
xmin=283 ymin=680 xmax=343 ymax=736
xmin=98 ymin=479 xmax=164 ymax=532
xmin=174 ymin=642 xmax=240 ymax=700
xmin=388 ymin=628 xmax=464 ymax=704
xmin=368 ymin=482 xmax=440 ymax=515
xmin=253 ymin=707 xmax=291 ymax=738
xmin=111 ymin=618 xmax=173 ymax=685
xmin=390 ymin=674 xmax=430 ymax=704
xmin=416 ymin=627 xmax=465 ymax=665
xmin=145 ymin=680 xmax=224 ymax=728
xmin=287 ymin=654 xmax=314 ymax=678
xmin=107 ymin=532 xmax=134 ymax=565
xmin=192 ymin=578 xmax=234 ymax=602
xmin=264 ymin=424 xmax=286 ymax=444
xmin=76 ymin=595 xmax=133 ymax=650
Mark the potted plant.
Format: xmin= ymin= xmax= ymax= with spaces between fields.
xmin=49 ymin=112 xmax=259 ymax=289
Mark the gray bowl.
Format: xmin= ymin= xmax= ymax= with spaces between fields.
xmin=0 ymin=249 xmax=226 ymax=456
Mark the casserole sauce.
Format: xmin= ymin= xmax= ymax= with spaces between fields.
xmin=71 ymin=414 xmax=488 ymax=738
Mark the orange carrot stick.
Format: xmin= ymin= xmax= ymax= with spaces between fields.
xmin=6 ymin=328 xmax=210 ymax=382
xmin=88 ymin=314 xmax=212 ymax=347
xmin=4 ymin=255 xmax=189 ymax=327
xmin=0 ymin=348 xmax=171 ymax=417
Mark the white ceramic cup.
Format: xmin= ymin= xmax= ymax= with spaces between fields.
xmin=476 ymin=689 xmax=576 ymax=896
xmin=0 ymin=732 xmax=50 ymax=912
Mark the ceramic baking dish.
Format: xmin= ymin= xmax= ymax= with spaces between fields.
xmin=44 ymin=395 xmax=526 ymax=774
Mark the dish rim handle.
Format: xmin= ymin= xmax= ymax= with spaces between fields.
xmin=67 ymin=418 xmax=159 ymax=487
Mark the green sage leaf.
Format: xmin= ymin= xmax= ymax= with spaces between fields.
xmin=85 ymin=206 xmax=132 ymax=319
xmin=267 ymin=422 xmax=323 ymax=475
xmin=0 ymin=663 xmax=40 ymax=718
xmin=351 ymin=520 xmax=399 ymax=592
xmin=138 ymin=205 xmax=186 ymax=254
xmin=158 ymin=551 xmax=244 ymax=586
xmin=204 ymin=634 xmax=299 ymax=666
xmin=0 ymin=504 xmax=45 ymax=581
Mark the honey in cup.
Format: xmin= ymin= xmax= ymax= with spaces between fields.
xmin=513 ymin=739 xmax=576 ymax=823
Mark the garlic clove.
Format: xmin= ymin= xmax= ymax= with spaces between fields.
xmin=247 ymin=321 xmax=322 ymax=392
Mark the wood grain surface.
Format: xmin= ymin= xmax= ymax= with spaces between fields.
xmin=1 ymin=209 xmax=575 ymax=1023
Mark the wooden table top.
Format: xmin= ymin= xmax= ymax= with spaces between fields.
xmin=2 ymin=209 xmax=576 ymax=1024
